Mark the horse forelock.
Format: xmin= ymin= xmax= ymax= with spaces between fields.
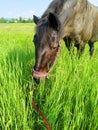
xmin=37 ymin=20 xmax=49 ymax=38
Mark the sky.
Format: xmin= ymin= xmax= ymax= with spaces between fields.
xmin=0 ymin=0 xmax=98 ymax=18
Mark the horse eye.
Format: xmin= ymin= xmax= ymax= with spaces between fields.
xmin=50 ymin=42 xmax=58 ymax=50
xmin=52 ymin=46 xmax=57 ymax=50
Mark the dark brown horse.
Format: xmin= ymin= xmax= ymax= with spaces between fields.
xmin=63 ymin=37 xmax=94 ymax=57
xmin=33 ymin=0 xmax=98 ymax=83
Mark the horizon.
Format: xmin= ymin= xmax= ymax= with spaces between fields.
xmin=0 ymin=0 xmax=98 ymax=19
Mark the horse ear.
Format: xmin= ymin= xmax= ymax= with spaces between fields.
xmin=33 ymin=15 xmax=39 ymax=24
xmin=48 ymin=12 xmax=61 ymax=31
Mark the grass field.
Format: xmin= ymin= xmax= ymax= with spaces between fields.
xmin=0 ymin=23 xmax=98 ymax=130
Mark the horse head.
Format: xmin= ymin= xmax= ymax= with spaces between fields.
xmin=32 ymin=13 xmax=61 ymax=84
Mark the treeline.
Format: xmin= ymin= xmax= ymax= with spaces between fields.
xmin=0 ymin=17 xmax=33 ymax=23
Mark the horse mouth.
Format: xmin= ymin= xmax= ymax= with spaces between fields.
xmin=32 ymin=43 xmax=61 ymax=83
xmin=33 ymin=69 xmax=48 ymax=78
xmin=32 ymin=69 xmax=48 ymax=84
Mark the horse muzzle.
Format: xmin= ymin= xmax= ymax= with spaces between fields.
xmin=32 ymin=69 xmax=48 ymax=84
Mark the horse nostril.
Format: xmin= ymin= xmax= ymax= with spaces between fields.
xmin=33 ymin=65 xmax=36 ymax=70
xmin=33 ymin=66 xmax=39 ymax=71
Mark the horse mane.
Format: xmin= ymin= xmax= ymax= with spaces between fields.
xmin=40 ymin=0 xmax=98 ymax=42
xmin=42 ymin=0 xmax=77 ymax=18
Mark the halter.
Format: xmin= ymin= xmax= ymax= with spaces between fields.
xmin=32 ymin=42 xmax=61 ymax=78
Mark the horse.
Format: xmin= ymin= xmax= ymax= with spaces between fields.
xmin=32 ymin=0 xmax=98 ymax=83
xmin=63 ymin=37 xmax=94 ymax=57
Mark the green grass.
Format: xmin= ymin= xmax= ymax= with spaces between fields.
xmin=0 ymin=23 xmax=98 ymax=130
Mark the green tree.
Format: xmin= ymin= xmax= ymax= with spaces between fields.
xmin=0 ymin=17 xmax=6 ymax=23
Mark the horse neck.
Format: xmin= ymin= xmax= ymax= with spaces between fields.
xmin=42 ymin=0 xmax=77 ymax=17
xmin=42 ymin=0 xmax=90 ymax=38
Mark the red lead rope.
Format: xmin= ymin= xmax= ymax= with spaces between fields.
xmin=32 ymin=99 xmax=51 ymax=130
